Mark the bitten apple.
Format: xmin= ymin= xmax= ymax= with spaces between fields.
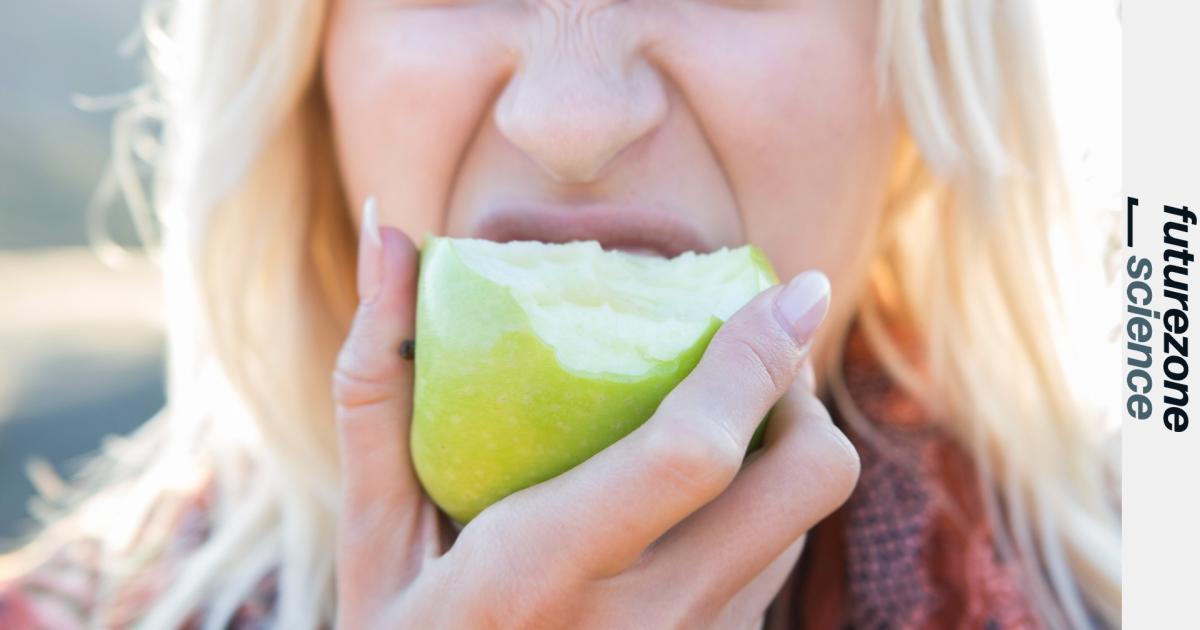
xmin=411 ymin=236 xmax=779 ymax=523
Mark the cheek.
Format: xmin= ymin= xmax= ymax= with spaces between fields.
xmin=660 ymin=2 xmax=896 ymax=290
xmin=322 ymin=7 xmax=510 ymax=235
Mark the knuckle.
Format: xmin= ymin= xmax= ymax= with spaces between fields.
xmin=642 ymin=418 xmax=742 ymax=502
xmin=815 ymin=424 xmax=862 ymax=504
xmin=717 ymin=331 xmax=796 ymax=399
xmin=828 ymin=427 xmax=862 ymax=496
xmin=332 ymin=355 xmax=396 ymax=410
xmin=331 ymin=362 xmax=391 ymax=408
xmin=332 ymin=315 xmax=406 ymax=410
xmin=788 ymin=396 xmax=861 ymax=506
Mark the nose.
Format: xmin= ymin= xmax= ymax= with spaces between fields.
xmin=494 ymin=17 xmax=668 ymax=183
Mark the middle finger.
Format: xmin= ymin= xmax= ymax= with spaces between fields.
xmin=637 ymin=380 xmax=859 ymax=607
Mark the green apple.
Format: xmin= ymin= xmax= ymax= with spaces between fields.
xmin=411 ymin=236 xmax=779 ymax=523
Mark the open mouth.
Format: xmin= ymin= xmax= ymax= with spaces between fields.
xmin=471 ymin=203 xmax=716 ymax=259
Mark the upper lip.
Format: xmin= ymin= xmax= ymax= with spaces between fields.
xmin=471 ymin=203 xmax=713 ymax=258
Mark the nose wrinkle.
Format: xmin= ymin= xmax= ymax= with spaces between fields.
xmin=495 ymin=8 xmax=666 ymax=184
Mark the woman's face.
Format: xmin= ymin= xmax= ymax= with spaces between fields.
xmin=324 ymin=0 xmax=899 ymax=345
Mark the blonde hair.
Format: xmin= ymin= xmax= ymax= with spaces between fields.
xmin=1 ymin=1 xmax=1119 ymax=628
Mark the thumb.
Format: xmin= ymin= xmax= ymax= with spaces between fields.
xmin=333 ymin=197 xmax=421 ymax=513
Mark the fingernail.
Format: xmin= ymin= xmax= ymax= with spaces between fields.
xmin=773 ymin=271 xmax=830 ymax=344
xmin=358 ymin=197 xmax=383 ymax=303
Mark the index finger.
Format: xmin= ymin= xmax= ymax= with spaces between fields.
xmin=493 ymin=270 xmax=831 ymax=577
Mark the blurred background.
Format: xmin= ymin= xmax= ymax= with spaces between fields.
xmin=1 ymin=0 xmax=162 ymax=542
xmin=0 ymin=1 xmax=1120 ymax=542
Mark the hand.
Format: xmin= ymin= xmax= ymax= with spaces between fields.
xmin=332 ymin=200 xmax=861 ymax=629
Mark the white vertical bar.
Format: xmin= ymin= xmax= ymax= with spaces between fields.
xmin=1124 ymin=1 xmax=1200 ymax=627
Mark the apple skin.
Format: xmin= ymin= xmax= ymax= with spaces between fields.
xmin=411 ymin=237 xmax=777 ymax=523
